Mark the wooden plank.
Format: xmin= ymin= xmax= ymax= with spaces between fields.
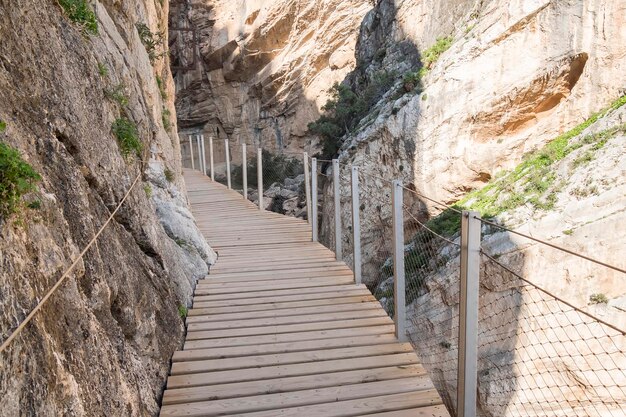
xmin=190 ymin=285 xmax=369 ymax=305
xmin=170 ymin=343 xmax=415 ymax=375
xmin=183 ymin=325 xmax=395 ymax=350
xmin=167 ymin=353 xmax=419 ymax=388
xmin=187 ymin=307 xmax=386 ymax=328
xmin=172 ymin=334 xmax=401 ymax=362
xmin=187 ymin=301 xmax=383 ymax=323
xmin=161 ymin=390 xmax=443 ymax=417
xmin=186 ymin=317 xmax=392 ymax=340
xmin=161 ymin=377 xmax=432 ymax=416
xmin=194 ymin=277 xmax=355 ymax=295
xmin=191 ymin=295 xmax=377 ymax=314
xmin=163 ymin=365 xmax=428 ymax=405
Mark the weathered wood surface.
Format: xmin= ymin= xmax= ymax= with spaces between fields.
xmin=160 ymin=170 xmax=450 ymax=417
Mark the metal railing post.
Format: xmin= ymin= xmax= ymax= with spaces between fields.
xmin=304 ymin=152 xmax=312 ymax=224
xmin=457 ymin=211 xmax=481 ymax=417
xmin=189 ymin=135 xmax=195 ymax=170
xmin=209 ymin=136 xmax=215 ymax=181
xmin=242 ymin=143 xmax=247 ymax=199
xmin=311 ymin=158 xmax=318 ymax=242
xmin=332 ymin=159 xmax=342 ymax=260
xmin=196 ymin=135 xmax=202 ymax=173
xmin=200 ymin=134 xmax=207 ymax=175
xmin=225 ymin=139 xmax=231 ymax=189
xmin=391 ymin=180 xmax=407 ymax=342
xmin=257 ymin=148 xmax=264 ymax=211
xmin=351 ymin=166 xmax=361 ymax=285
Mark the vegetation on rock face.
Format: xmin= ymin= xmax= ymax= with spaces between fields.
xmin=58 ymin=0 xmax=98 ymax=35
xmin=136 ymin=23 xmax=165 ymax=64
xmin=112 ymin=117 xmax=142 ymax=159
xmin=162 ymin=108 xmax=172 ymax=130
xmin=418 ymin=94 xmax=626 ymax=238
xmin=156 ymin=76 xmax=167 ymax=99
xmin=105 ymin=84 xmax=129 ymax=107
xmin=0 ymin=120 xmax=6 ymax=132
xmin=97 ymin=62 xmax=108 ymax=77
xmin=164 ymin=168 xmax=174 ymax=182
xmin=178 ymin=305 xmax=188 ymax=319
xmin=420 ymin=36 xmax=453 ymax=72
xmin=589 ymin=293 xmax=609 ymax=304
xmin=308 ymin=71 xmax=396 ymax=158
xmin=0 ymin=143 xmax=41 ymax=218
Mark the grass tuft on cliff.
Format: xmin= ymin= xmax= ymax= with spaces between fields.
xmin=112 ymin=117 xmax=142 ymax=159
xmin=0 ymin=143 xmax=41 ymax=218
xmin=424 ymin=94 xmax=626 ymax=237
xmin=58 ymin=0 xmax=98 ymax=35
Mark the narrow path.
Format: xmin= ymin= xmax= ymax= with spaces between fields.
xmin=160 ymin=170 xmax=450 ymax=417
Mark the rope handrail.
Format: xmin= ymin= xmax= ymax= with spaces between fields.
xmin=480 ymin=249 xmax=626 ymax=336
xmin=0 ymin=172 xmax=143 ymax=355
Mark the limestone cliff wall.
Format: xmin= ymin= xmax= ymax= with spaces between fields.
xmin=170 ymin=0 xmax=372 ymax=169
xmin=0 ymin=1 xmax=215 ymax=415
xmin=323 ymin=0 xmax=626 ymax=284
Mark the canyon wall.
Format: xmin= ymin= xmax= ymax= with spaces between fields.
xmin=169 ymin=0 xmax=372 ymax=170
xmin=0 ymin=0 xmax=215 ymax=415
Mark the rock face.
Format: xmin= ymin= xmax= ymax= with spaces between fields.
xmin=322 ymin=0 xmax=626 ymax=285
xmin=169 ymin=0 xmax=372 ymax=167
xmin=406 ymin=105 xmax=626 ymax=416
xmin=0 ymin=1 xmax=215 ymax=415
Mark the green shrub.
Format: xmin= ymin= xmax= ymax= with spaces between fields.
xmin=97 ymin=62 xmax=108 ymax=77
xmin=105 ymin=84 xmax=129 ymax=107
xmin=111 ymin=117 xmax=142 ymax=159
xmin=164 ymin=168 xmax=174 ymax=182
xmin=308 ymin=71 xmax=396 ymax=159
xmin=402 ymin=71 xmax=422 ymax=93
xmin=136 ymin=23 xmax=165 ymax=64
xmin=156 ymin=76 xmax=167 ymax=99
xmin=0 ymin=143 xmax=41 ymax=218
xmin=0 ymin=120 xmax=6 ymax=133
xmin=421 ymin=36 xmax=453 ymax=70
xmin=58 ymin=0 xmax=98 ymax=35
xmin=589 ymin=293 xmax=608 ymax=304
xmin=27 ymin=200 xmax=42 ymax=210
xmin=162 ymin=108 xmax=171 ymax=130
xmin=178 ymin=304 xmax=188 ymax=319
xmin=143 ymin=184 xmax=152 ymax=197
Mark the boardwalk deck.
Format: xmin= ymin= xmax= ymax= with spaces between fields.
xmin=160 ymin=170 xmax=450 ymax=417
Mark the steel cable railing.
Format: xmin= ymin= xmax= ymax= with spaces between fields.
xmin=474 ymin=227 xmax=626 ymax=417
xmin=301 ymin=155 xmax=626 ymax=417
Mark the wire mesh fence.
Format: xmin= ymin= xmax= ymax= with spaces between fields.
xmin=317 ymin=162 xmax=335 ymax=253
xmin=476 ymin=225 xmax=626 ymax=417
xmin=401 ymin=200 xmax=463 ymax=412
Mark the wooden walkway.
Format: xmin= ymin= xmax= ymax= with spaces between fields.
xmin=160 ymin=170 xmax=450 ymax=417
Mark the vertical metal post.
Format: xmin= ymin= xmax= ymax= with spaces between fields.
xmin=392 ymin=180 xmax=407 ymax=342
xmin=351 ymin=166 xmax=361 ymax=285
xmin=196 ymin=135 xmax=202 ymax=173
xmin=225 ymin=139 xmax=231 ymax=189
xmin=200 ymin=135 xmax=207 ymax=175
xmin=242 ymin=143 xmax=248 ymax=199
xmin=304 ymin=152 xmax=312 ymax=224
xmin=332 ymin=159 xmax=342 ymax=260
xmin=189 ymin=135 xmax=195 ymax=170
xmin=311 ymin=158 xmax=318 ymax=242
xmin=257 ymin=148 xmax=264 ymax=211
xmin=209 ymin=136 xmax=215 ymax=181
xmin=457 ymin=211 xmax=481 ymax=417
